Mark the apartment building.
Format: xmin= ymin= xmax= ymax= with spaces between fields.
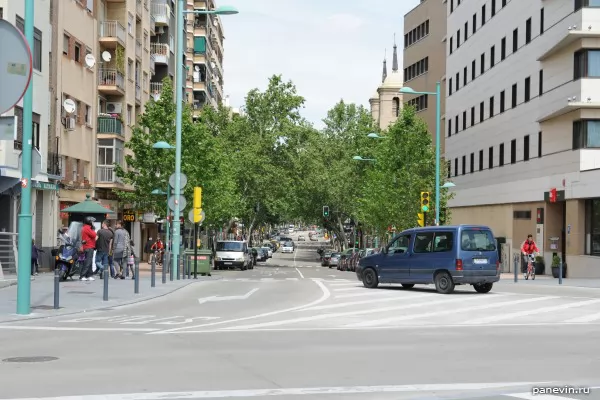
xmin=186 ymin=0 xmax=225 ymax=116
xmin=402 ymin=0 xmax=446 ymax=155
xmin=0 ymin=0 xmax=57 ymax=261
xmin=149 ymin=0 xmax=176 ymax=101
xmin=445 ymin=0 xmax=600 ymax=277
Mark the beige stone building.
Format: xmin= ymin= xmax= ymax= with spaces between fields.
xmin=369 ymin=40 xmax=404 ymax=130
xmin=402 ymin=0 xmax=447 ymax=155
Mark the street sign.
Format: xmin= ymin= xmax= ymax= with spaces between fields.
xmin=18 ymin=147 xmax=42 ymax=178
xmin=0 ymin=20 xmax=33 ymax=114
xmin=169 ymin=173 xmax=187 ymax=190
xmin=168 ymin=195 xmax=187 ymax=211
xmin=188 ymin=209 xmax=205 ymax=224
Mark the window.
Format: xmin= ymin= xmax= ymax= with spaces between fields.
xmin=479 ymin=149 xmax=484 ymax=170
xmin=492 ymin=0 xmax=496 ymax=16
xmin=97 ymin=138 xmax=124 ymax=166
xmin=449 ymin=77 xmax=453 ymax=95
xmin=463 ymin=66 xmax=467 ymax=85
xmin=451 ymin=0 xmax=454 ymax=12
xmin=574 ymin=50 xmax=600 ymax=79
xmin=461 ymin=229 xmax=496 ymax=251
xmin=512 ymin=83 xmax=517 ymax=107
xmin=511 ymin=139 xmax=517 ymax=164
xmin=457 ymin=29 xmax=461 ymax=47
xmin=85 ymin=104 xmax=91 ymax=125
xmin=389 ymin=235 xmax=410 ymax=254
xmin=128 ymin=59 xmax=133 ymax=81
xmin=539 ymin=69 xmax=544 ymax=95
xmin=513 ymin=211 xmax=531 ymax=220
xmin=501 ymin=37 xmax=506 ymax=60
xmin=462 ymin=155 xmax=466 ymax=175
xmin=450 ymin=37 xmax=453 ymax=54
xmin=502 ymin=0 xmax=507 ymax=6
xmin=455 ymin=73 xmax=459 ymax=91
xmin=32 ymin=121 xmax=40 ymax=150
xmin=489 ymin=96 xmax=494 ymax=117
xmin=405 ymin=57 xmax=429 ymax=81
xmin=472 ymin=59 xmax=476 ymax=79
xmin=0 ymin=7 xmax=3 ymax=18
xmin=448 ymin=119 xmax=452 ymax=137
xmin=128 ymin=13 xmax=134 ymax=35
xmin=470 ymin=152 xmax=474 ymax=172
xmin=463 ymin=111 xmax=467 ymax=130
xmin=63 ymin=33 xmax=69 ymax=55
xmin=584 ymin=199 xmax=600 ymax=256
xmin=405 ymin=94 xmax=428 ymax=112
xmin=480 ymin=53 xmax=485 ymax=74
xmin=127 ymin=104 xmax=133 ymax=125
xmin=464 ymin=22 xmax=468 ymax=41
xmin=482 ymin=4 xmax=486 ymax=25
xmin=524 ymin=77 xmax=531 ymax=102
xmin=513 ymin=28 xmax=518 ymax=52
xmin=573 ymin=120 xmax=600 ymax=149
xmin=413 ymin=232 xmax=434 ymax=254
xmin=491 ymin=45 xmax=495 ymax=66
xmin=471 ymin=106 xmax=475 ymax=126
xmin=74 ymin=42 xmax=81 ymax=63
xmin=454 ymin=158 xmax=458 ymax=176
xmin=144 ymin=32 xmax=149 ymax=50
xmin=499 ymin=143 xmax=505 ymax=166
xmin=433 ymin=232 xmax=454 ymax=253
xmin=540 ymin=8 xmax=544 ymax=34
xmin=16 ymin=17 xmax=42 ymax=71
xmin=538 ymin=131 xmax=542 ymax=157
xmin=524 ymin=135 xmax=530 ymax=161
xmin=500 ymin=90 xmax=505 ymax=112
xmin=526 ymin=18 xmax=532 ymax=43
xmin=576 ymin=0 xmax=600 ymax=11
xmin=489 ymin=146 xmax=494 ymax=169
xmin=472 ymin=14 xmax=477 ymax=34
xmin=479 ymin=101 xmax=484 ymax=122
xmin=455 ymin=115 xmax=458 ymax=134
xmin=404 ymin=20 xmax=430 ymax=47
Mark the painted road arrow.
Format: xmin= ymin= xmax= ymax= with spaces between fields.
xmin=198 ymin=288 xmax=259 ymax=305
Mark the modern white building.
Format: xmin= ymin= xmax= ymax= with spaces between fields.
xmin=445 ymin=0 xmax=600 ymax=278
xmin=0 ymin=0 xmax=57 ymax=273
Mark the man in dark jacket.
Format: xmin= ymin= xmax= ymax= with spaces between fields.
xmin=95 ymin=220 xmax=114 ymax=278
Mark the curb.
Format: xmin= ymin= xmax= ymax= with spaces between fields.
xmin=0 ymin=276 xmax=222 ymax=324
xmin=0 ymin=280 xmax=17 ymax=290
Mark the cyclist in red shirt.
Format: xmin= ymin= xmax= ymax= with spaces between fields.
xmin=151 ymin=239 xmax=164 ymax=264
xmin=80 ymin=216 xmax=97 ymax=281
xmin=521 ymin=234 xmax=539 ymax=274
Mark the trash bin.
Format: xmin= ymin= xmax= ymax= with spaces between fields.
xmin=185 ymin=249 xmax=212 ymax=276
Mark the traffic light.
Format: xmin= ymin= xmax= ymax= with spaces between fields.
xmin=193 ymin=187 xmax=202 ymax=209
xmin=417 ymin=213 xmax=425 ymax=227
xmin=323 ymin=206 xmax=329 ymax=217
xmin=420 ymin=192 xmax=430 ymax=212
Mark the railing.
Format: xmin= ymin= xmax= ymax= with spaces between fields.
xmin=151 ymin=3 xmax=168 ymax=21
xmin=97 ymin=117 xmax=123 ymax=135
xmin=150 ymin=42 xmax=168 ymax=56
xmin=150 ymin=82 xmax=163 ymax=97
xmin=98 ymin=68 xmax=125 ymax=91
xmin=47 ymin=151 xmax=62 ymax=177
xmin=97 ymin=166 xmax=119 ymax=183
xmin=136 ymin=39 xmax=142 ymax=58
xmin=135 ymin=84 xmax=141 ymax=102
xmin=136 ymin=0 xmax=142 ymax=15
xmin=150 ymin=15 xmax=156 ymax=32
xmin=99 ymin=20 xmax=126 ymax=44
xmin=0 ymin=233 xmax=18 ymax=276
xmin=149 ymin=54 xmax=155 ymax=72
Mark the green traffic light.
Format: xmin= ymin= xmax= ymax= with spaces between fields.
xmin=422 ymin=206 xmax=429 ymax=212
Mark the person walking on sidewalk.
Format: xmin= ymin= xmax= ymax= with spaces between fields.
xmin=144 ymin=237 xmax=153 ymax=262
xmin=80 ymin=216 xmax=97 ymax=281
xmin=126 ymin=240 xmax=137 ymax=279
xmin=31 ymin=239 xmax=43 ymax=276
xmin=95 ymin=220 xmax=114 ymax=278
xmin=112 ymin=220 xmax=132 ymax=279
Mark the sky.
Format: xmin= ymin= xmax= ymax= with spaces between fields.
xmin=219 ymin=0 xmax=421 ymax=129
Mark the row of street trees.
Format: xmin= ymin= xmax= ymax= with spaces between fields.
xmin=114 ymin=75 xmax=453 ymax=248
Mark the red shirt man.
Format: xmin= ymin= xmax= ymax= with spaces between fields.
xmin=81 ymin=223 xmax=97 ymax=250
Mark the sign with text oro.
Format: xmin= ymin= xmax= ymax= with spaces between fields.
xmin=123 ymin=210 xmax=136 ymax=222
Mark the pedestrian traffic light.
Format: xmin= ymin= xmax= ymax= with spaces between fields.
xmin=323 ymin=206 xmax=329 ymax=217
xmin=417 ymin=213 xmax=425 ymax=227
xmin=420 ymin=192 xmax=430 ymax=212
xmin=193 ymin=186 xmax=202 ymax=209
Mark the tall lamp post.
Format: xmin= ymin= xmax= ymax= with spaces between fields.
xmin=171 ymin=3 xmax=238 ymax=278
xmin=152 ymin=141 xmax=174 ymax=252
xmin=400 ymin=82 xmax=442 ymax=225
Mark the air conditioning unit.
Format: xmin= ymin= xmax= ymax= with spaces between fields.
xmin=157 ymin=26 xmax=164 ymax=34
xmin=65 ymin=117 xmax=76 ymax=131
xmin=106 ymin=102 xmax=122 ymax=113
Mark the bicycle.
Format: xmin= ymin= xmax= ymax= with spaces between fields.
xmin=151 ymin=249 xmax=163 ymax=266
xmin=523 ymin=253 xmax=537 ymax=280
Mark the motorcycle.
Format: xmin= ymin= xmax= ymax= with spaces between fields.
xmin=53 ymin=223 xmax=83 ymax=281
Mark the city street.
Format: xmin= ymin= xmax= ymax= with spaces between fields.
xmin=0 ymin=232 xmax=599 ymax=400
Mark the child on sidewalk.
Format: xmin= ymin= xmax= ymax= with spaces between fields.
xmin=126 ymin=240 xmax=136 ymax=279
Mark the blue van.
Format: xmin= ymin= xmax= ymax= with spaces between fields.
xmin=356 ymin=225 xmax=500 ymax=294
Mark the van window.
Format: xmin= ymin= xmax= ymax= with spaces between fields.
xmin=460 ymin=229 xmax=496 ymax=251
xmin=216 ymin=242 xmax=244 ymax=252
xmin=389 ymin=234 xmax=410 ymax=254
xmin=433 ymin=231 xmax=454 ymax=252
xmin=413 ymin=232 xmax=434 ymax=253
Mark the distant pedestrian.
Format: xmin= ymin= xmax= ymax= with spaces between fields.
xmin=126 ymin=240 xmax=136 ymax=279
xmin=95 ymin=220 xmax=114 ymax=278
xmin=112 ymin=220 xmax=131 ymax=279
xmin=144 ymin=237 xmax=153 ymax=261
xmin=31 ymin=239 xmax=43 ymax=276
xmin=80 ymin=216 xmax=97 ymax=281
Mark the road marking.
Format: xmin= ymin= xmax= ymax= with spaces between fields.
xmin=221 ymin=295 xmax=475 ymax=330
xmin=506 ymin=393 xmax=579 ymax=400
xmin=349 ymin=296 xmax=556 ymax=327
xmin=197 ymin=288 xmax=259 ymax=305
xmin=6 ymin=382 xmax=543 ymax=399
xmin=335 ymin=291 xmax=400 ymax=299
xmin=297 ymin=293 xmax=431 ymax=312
xmin=285 ymin=278 xmax=299 ymax=281
xmin=151 ymin=279 xmax=331 ymax=334
xmin=59 ymin=315 xmax=221 ymax=325
xmin=329 ymin=282 xmax=359 ymax=287
xmin=235 ymin=278 xmax=250 ymax=281
xmin=295 ymin=267 xmax=304 ymax=279
xmin=0 ymin=325 xmax=157 ymax=332
xmin=564 ymin=311 xmax=600 ymax=323
xmin=333 ymin=286 xmax=365 ymax=292
xmin=463 ymin=298 xmax=600 ymax=325
xmin=260 ymin=278 xmax=274 ymax=281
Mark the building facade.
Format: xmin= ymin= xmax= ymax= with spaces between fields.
xmin=445 ymin=0 xmax=600 ymax=277
xmin=402 ymin=0 xmax=447 ymax=155
xmin=0 ymin=0 xmax=56 ymax=271
xmin=369 ymin=40 xmax=404 ymax=130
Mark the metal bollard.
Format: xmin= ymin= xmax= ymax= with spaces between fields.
xmin=134 ymin=257 xmax=140 ymax=294
xmin=169 ymin=252 xmax=173 ymax=281
xmin=151 ymin=257 xmax=156 ymax=287
xmin=162 ymin=251 xmax=168 ymax=284
xmin=176 ymin=255 xmax=181 ymax=280
xmin=53 ymin=268 xmax=60 ymax=309
xmin=182 ymin=256 xmax=187 ymax=279
xmin=513 ymin=254 xmax=518 ymax=283
xmin=103 ymin=268 xmax=109 ymax=301
xmin=187 ymin=257 xmax=191 ymax=279
xmin=559 ymin=261 xmax=563 ymax=285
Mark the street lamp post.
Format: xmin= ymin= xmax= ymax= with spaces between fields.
xmin=400 ymin=82 xmax=442 ymax=225
xmin=171 ymin=3 xmax=238 ymax=278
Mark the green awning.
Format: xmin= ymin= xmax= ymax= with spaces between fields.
xmin=61 ymin=194 xmax=115 ymax=214
xmin=194 ymin=37 xmax=206 ymax=53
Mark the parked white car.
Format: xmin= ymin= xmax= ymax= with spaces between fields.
xmin=281 ymin=242 xmax=294 ymax=253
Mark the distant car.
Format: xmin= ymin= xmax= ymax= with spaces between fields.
xmin=310 ymin=235 xmax=318 ymax=241
xmin=298 ymin=235 xmax=305 ymax=241
xmin=261 ymin=246 xmax=273 ymax=258
xmin=281 ymin=242 xmax=294 ymax=253
xmin=329 ymin=253 xmax=341 ymax=268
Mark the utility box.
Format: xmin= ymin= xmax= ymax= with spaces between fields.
xmin=185 ymin=249 xmax=212 ymax=276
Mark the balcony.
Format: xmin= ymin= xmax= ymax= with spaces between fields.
xmin=99 ymin=21 xmax=126 ymax=48
xmin=136 ymin=0 xmax=142 ymax=18
xmin=98 ymin=69 xmax=125 ymax=95
xmin=96 ymin=166 xmax=121 ymax=184
xmin=135 ymin=83 xmax=142 ymax=103
xmin=150 ymin=54 xmax=155 ymax=73
xmin=150 ymin=43 xmax=169 ymax=64
xmin=150 ymin=82 xmax=163 ymax=99
xmin=150 ymin=15 xmax=156 ymax=35
xmin=151 ymin=3 xmax=169 ymax=26
xmin=136 ymin=39 xmax=142 ymax=60
xmin=97 ymin=117 xmax=123 ymax=137
xmin=193 ymin=79 xmax=206 ymax=92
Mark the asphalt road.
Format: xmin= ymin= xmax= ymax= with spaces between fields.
xmin=0 ymin=231 xmax=599 ymax=400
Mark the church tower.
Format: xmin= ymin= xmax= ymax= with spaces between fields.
xmin=369 ymin=51 xmax=386 ymax=125
xmin=377 ymin=35 xmax=404 ymax=129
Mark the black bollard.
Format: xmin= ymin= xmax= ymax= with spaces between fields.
xmin=103 ymin=268 xmax=109 ymax=301
xmin=162 ymin=251 xmax=167 ymax=284
xmin=169 ymin=252 xmax=173 ymax=281
xmin=151 ymin=257 xmax=156 ymax=287
xmin=53 ymin=268 xmax=60 ymax=309
xmin=134 ymin=257 xmax=140 ymax=294
xmin=187 ymin=256 xmax=191 ymax=279
xmin=176 ymin=254 xmax=181 ymax=280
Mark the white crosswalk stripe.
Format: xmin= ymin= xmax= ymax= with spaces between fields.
xmin=505 ymin=393 xmax=580 ymax=400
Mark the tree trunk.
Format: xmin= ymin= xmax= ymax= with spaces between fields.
xmin=337 ymin=216 xmax=347 ymax=251
xmin=247 ymin=216 xmax=257 ymax=246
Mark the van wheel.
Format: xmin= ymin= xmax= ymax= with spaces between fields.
xmin=362 ymin=268 xmax=379 ymax=289
xmin=474 ymin=283 xmax=493 ymax=293
xmin=401 ymin=284 xmax=415 ymax=289
xmin=434 ymin=271 xmax=455 ymax=294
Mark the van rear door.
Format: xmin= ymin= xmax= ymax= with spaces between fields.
xmin=458 ymin=228 xmax=498 ymax=276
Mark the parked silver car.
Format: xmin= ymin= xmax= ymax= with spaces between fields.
xmin=328 ymin=252 xmax=341 ymax=268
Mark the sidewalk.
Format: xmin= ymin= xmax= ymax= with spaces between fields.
xmin=499 ymin=272 xmax=600 ymax=288
xmin=0 ymin=268 xmax=220 ymax=323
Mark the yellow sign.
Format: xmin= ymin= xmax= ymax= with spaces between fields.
xmin=417 ymin=213 xmax=424 ymax=227
xmin=123 ymin=210 xmax=135 ymax=222
xmin=193 ymin=208 xmax=203 ymax=223
xmin=193 ymin=187 xmax=202 ymax=209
